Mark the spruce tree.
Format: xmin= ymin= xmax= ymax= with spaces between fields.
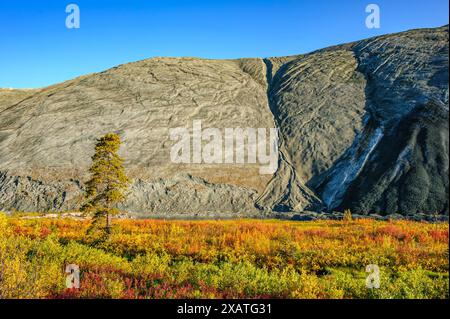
xmin=83 ymin=133 xmax=129 ymax=233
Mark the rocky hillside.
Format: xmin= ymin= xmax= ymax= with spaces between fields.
xmin=0 ymin=26 xmax=448 ymax=218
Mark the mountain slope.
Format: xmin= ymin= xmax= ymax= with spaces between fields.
xmin=0 ymin=26 xmax=448 ymax=217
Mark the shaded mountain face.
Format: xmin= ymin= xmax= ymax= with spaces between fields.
xmin=338 ymin=101 xmax=449 ymax=215
xmin=0 ymin=26 xmax=448 ymax=217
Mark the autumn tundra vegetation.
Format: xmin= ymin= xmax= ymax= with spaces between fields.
xmin=0 ymin=216 xmax=448 ymax=299
xmin=0 ymin=134 xmax=448 ymax=299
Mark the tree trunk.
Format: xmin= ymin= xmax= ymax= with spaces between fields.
xmin=106 ymin=211 xmax=111 ymax=233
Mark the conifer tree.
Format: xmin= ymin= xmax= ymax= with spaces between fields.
xmin=83 ymin=133 xmax=129 ymax=233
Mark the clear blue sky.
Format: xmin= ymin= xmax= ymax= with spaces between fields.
xmin=0 ymin=0 xmax=448 ymax=88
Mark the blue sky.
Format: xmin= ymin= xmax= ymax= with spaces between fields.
xmin=0 ymin=0 xmax=448 ymax=88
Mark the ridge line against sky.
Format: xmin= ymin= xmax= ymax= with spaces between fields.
xmin=0 ymin=0 xmax=448 ymax=89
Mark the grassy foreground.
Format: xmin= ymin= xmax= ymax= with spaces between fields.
xmin=0 ymin=213 xmax=448 ymax=299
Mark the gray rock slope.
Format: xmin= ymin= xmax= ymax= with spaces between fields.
xmin=259 ymin=25 xmax=448 ymax=216
xmin=0 ymin=26 xmax=448 ymax=217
